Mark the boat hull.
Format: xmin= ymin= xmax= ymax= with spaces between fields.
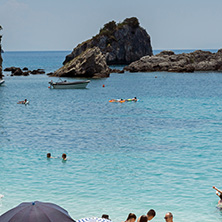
xmin=0 ymin=80 xmax=5 ymax=86
xmin=50 ymin=80 xmax=90 ymax=89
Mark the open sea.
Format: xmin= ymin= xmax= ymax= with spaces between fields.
xmin=0 ymin=49 xmax=222 ymax=222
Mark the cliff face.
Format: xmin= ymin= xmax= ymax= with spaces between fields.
xmin=52 ymin=47 xmax=110 ymax=78
xmin=0 ymin=35 xmax=2 ymax=79
xmin=64 ymin=17 xmax=153 ymax=65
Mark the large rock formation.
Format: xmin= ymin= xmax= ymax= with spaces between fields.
xmin=51 ymin=47 xmax=110 ymax=78
xmin=125 ymin=49 xmax=222 ymax=73
xmin=0 ymin=34 xmax=2 ymax=79
xmin=63 ymin=17 xmax=153 ymax=65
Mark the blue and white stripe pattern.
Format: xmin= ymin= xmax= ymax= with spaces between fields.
xmin=77 ymin=217 xmax=111 ymax=222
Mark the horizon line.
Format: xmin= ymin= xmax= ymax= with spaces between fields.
xmin=2 ymin=48 xmax=220 ymax=53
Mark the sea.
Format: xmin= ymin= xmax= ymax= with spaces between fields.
xmin=0 ymin=49 xmax=222 ymax=222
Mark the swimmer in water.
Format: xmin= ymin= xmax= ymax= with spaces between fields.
xmin=62 ymin=153 xmax=67 ymax=161
xmin=132 ymin=97 xmax=138 ymax=101
xmin=47 ymin=153 xmax=52 ymax=158
xmin=124 ymin=213 xmax=136 ymax=222
xmin=17 ymin=99 xmax=28 ymax=104
xmin=213 ymin=186 xmax=222 ymax=205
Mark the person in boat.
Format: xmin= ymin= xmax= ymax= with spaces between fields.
xmin=62 ymin=153 xmax=67 ymax=161
xmin=213 ymin=186 xmax=222 ymax=205
xmin=17 ymin=99 xmax=28 ymax=104
xmin=124 ymin=213 xmax=136 ymax=222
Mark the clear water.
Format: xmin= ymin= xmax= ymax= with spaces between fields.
xmin=0 ymin=50 xmax=222 ymax=222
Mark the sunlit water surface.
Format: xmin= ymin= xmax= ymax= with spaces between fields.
xmin=0 ymin=50 xmax=222 ymax=222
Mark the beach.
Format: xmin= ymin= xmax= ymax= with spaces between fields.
xmin=0 ymin=50 xmax=222 ymax=222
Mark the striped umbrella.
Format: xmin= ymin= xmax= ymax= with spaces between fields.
xmin=77 ymin=217 xmax=111 ymax=222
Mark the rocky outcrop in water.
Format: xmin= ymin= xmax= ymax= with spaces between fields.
xmin=51 ymin=47 xmax=110 ymax=78
xmin=63 ymin=17 xmax=153 ymax=65
xmin=4 ymin=67 xmax=45 ymax=76
xmin=124 ymin=49 xmax=222 ymax=73
xmin=0 ymin=35 xmax=2 ymax=79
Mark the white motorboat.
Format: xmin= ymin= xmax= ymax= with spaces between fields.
xmin=49 ymin=79 xmax=90 ymax=89
xmin=0 ymin=79 xmax=5 ymax=86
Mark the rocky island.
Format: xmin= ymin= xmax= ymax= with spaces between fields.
xmin=125 ymin=49 xmax=222 ymax=73
xmin=51 ymin=17 xmax=153 ymax=78
xmin=64 ymin=17 xmax=153 ymax=65
xmin=0 ymin=26 xmax=2 ymax=79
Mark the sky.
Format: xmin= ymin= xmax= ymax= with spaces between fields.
xmin=0 ymin=0 xmax=222 ymax=51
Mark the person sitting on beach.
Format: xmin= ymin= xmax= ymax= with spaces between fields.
xmin=147 ymin=209 xmax=156 ymax=221
xmin=17 ymin=99 xmax=27 ymax=104
xmin=124 ymin=213 xmax=136 ymax=222
xmin=137 ymin=215 xmax=148 ymax=222
xmin=164 ymin=212 xmax=173 ymax=222
xmin=102 ymin=214 xmax=110 ymax=220
xmin=213 ymin=186 xmax=222 ymax=205
xmin=62 ymin=153 xmax=67 ymax=161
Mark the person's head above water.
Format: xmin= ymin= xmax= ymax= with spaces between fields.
xmin=47 ymin=153 xmax=51 ymax=158
xmin=138 ymin=215 xmax=148 ymax=222
xmin=102 ymin=214 xmax=110 ymax=220
xmin=126 ymin=213 xmax=136 ymax=222
xmin=62 ymin=153 xmax=67 ymax=160
xmin=164 ymin=212 xmax=173 ymax=222
xmin=147 ymin=209 xmax=156 ymax=221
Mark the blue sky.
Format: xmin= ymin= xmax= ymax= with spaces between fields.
xmin=0 ymin=0 xmax=222 ymax=51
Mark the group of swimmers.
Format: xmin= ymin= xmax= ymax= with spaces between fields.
xmin=47 ymin=153 xmax=67 ymax=161
xmin=102 ymin=209 xmax=174 ymax=222
xmin=109 ymin=97 xmax=138 ymax=103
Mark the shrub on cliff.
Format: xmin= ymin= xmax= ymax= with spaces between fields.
xmin=99 ymin=21 xmax=117 ymax=36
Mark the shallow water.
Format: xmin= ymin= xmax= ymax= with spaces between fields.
xmin=0 ymin=51 xmax=222 ymax=222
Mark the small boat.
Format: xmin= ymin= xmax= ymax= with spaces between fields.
xmin=0 ymin=79 xmax=5 ymax=86
xmin=49 ymin=79 xmax=90 ymax=89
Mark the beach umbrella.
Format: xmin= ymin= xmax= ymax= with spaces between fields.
xmin=0 ymin=201 xmax=76 ymax=222
xmin=77 ymin=217 xmax=111 ymax=222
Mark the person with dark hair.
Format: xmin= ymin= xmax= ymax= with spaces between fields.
xmin=62 ymin=153 xmax=67 ymax=161
xmin=137 ymin=215 xmax=148 ymax=222
xmin=213 ymin=186 xmax=222 ymax=205
xmin=101 ymin=214 xmax=110 ymax=220
xmin=164 ymin=212 xmax=173 ymax=222
xmin=147 ymin=209 xmax=156 ymax=221
xmin=47 ymin=153 xmax=52 ymax=158
xmin=125 ymin=213 xmax=136 ymax=222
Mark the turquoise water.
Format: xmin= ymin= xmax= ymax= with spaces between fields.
xmin=0 ymin=51 xmax=222 ymax=222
